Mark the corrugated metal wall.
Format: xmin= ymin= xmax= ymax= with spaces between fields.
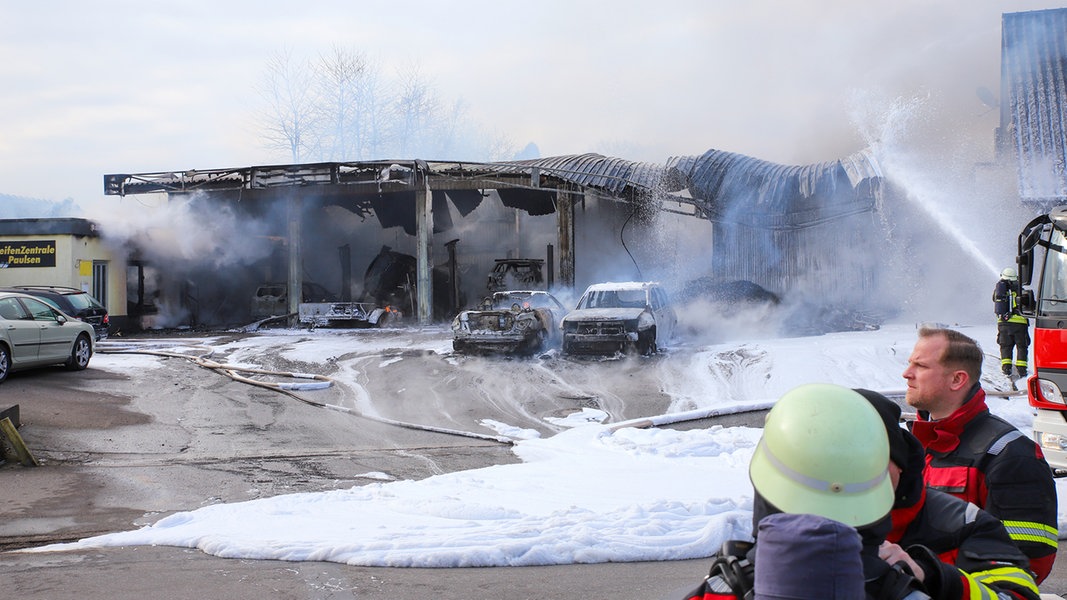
xmin=1002 ymin=8 xmax=1067 ymax=205
xmin=667 ymin=149 xmax=883 ymax=302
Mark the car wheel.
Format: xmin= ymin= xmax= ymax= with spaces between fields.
xmin=637 ymin=328 xmax=657 ymax=356
xmin=526 ymin=330 xmax=546 ymax=355
xmin=0 ymin=343 xmax=10 ymax=384
xmin=377 ymin=310 xmax=392 ymax=328
xmin=66 ymin=334 xmax=92 ymax=371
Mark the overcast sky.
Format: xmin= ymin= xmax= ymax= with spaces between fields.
xmin=0 ymin=0 xmax=1060 ymax=211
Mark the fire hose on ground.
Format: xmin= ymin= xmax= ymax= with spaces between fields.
xmin=96 ymin=341 xmax=515 ymax=445
xmin=97 ymin=342 xmax=1024 ymax=442
xmin=609 ymin=387 xmax=1026 ymax=431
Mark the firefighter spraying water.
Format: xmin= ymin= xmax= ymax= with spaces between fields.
xmin=993 ymin=266 xmax=1031 ymax=381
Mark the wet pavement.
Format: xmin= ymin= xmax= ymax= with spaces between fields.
xmin=2 ymin=332 xmax=1066 ymax=599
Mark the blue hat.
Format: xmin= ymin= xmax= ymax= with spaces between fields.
xmin=754 ymin=512 xmax=864 ymax=600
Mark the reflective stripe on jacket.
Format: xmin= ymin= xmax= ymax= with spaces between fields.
xmin=915 ymin=392 xmax=1058 ymax=583
xmin=892 ymin=489 xmax=1040 ymax=600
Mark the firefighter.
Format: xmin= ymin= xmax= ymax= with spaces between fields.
xmin=902 ymin=327 xmax=1058 ymax=582
xmin=856 ymin=389 xmax=1041 ymax=600
xmin=682 ymin=384 xmax=930 ymax=599
xmin=993 ymin=267 xmax=1030 ymax=378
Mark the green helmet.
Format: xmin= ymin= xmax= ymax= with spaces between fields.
xmin=749 ymin=383 xmax=893 ymax=527
xmin=1001 ymin=267 xmax=1018 ymax=281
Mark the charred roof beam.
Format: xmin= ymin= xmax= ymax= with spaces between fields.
xmin=104 ymin=156 xmax=680 ymax=200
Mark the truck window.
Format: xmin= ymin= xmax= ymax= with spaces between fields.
xmin=1039 ymin=227 xmax=1067 ymax=316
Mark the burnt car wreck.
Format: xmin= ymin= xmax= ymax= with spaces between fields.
xmin=451 ymin=290 xmax=565 ymax=355
xmin=561 ymin=282 xmax=677 ymax=356
xmin=486 ymin=259 xmax=545 ymax=292
xmin=292 ymin=245 xmax=458 ymax=329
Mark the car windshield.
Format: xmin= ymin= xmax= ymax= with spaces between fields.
xmin=579 ymin=289 xmax=647 ymax=309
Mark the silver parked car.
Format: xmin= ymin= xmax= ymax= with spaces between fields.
xmin=1 ymin=285 xmax=110 ymax=341
xmin=452 ymin=290 xmax=565 ymax=355
xmin=561 ymin=282 xmax=676 ymax=356
xmin=0 ymin=291 xmax=95 ymax=384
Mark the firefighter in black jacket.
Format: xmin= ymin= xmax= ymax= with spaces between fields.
xmin=683 ymin=384 xmax=925 ymax=600
xmin=903 ymin=327 xmax=1058 ymax=582
xmin=682 ymin=385 xmax=1043 ymax=600
xmin=857 ymin=389 xmax=1040 ymax=600
xmin=993 ymin=267 xmax=1030 ymax=377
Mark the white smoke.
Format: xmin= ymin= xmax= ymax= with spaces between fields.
xmin=92 ymin=192 xmax=276 ymax=267
xmin=847 ymin=90 xmax=1030 ymax=324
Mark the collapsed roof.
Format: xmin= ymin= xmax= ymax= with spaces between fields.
xmin=103 ymin=148 xmax=882 ymax=234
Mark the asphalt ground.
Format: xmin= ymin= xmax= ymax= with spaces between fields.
xmin=1 ymin=333 xmax=1066 ymax=599
xmin=0 ymin=335 xmax=707 ymax=600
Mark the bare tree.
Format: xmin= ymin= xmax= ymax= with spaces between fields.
xmin=257 ymin=50 xmax=514 ymax=164
xmin=391 ymin=62 xmax=442 ymax=158
xmin=314 ymin=46 xmax=369 ymax=161
xmin=357 ymin=65 xmax=390 ymax=159
xmin=256 ymin=49 xmax=319 ymax=162
xmin=432 ymin=100 xmax=519 ymax=162
xmin=480 ymin=129 xmax=520 ymax=162
xmin=432 ymin=98 xmax=468 ymax=159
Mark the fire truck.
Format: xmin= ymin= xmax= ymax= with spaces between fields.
xmin=1017 ymin=205 xmax=1067 ymax=475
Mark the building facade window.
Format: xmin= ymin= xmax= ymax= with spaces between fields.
xmin=92 ymin=261 xmax=108 ymax=306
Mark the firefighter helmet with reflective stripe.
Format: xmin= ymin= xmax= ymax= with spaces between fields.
xmin=1001 ymin=267 xmax=1018 ymax=281
xmin=749 ymin=383 xmax=893 ymax=527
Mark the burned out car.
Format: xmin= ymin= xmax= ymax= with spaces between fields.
xmin=561 ymin=281 xmax=676 ymax=356
xmin=452 ymin=290 xmax=565 ymax=355
xmin=487 ymin=258 xmax=544 ymax=292
xmin=250 ymin=282 xmax=335 ymax=319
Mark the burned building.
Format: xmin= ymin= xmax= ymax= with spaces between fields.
xmin=102 ymin=149 xmax=892 ymax=331
xmin=668 ymin=149 xmax=885 ymax=309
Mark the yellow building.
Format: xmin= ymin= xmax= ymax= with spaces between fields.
xmin=0 ymin=218 xmax=126 ymax=326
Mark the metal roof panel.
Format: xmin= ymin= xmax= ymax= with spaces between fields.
xmin=1003 ymin=8 xmax=1067 ymax=202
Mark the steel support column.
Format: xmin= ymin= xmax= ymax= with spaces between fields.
xmin=557 ymin=186 xmax=576 ymax=289
xmin=287 ymin=193 xmax=303 ymax=324
xmin=415 ymin=165 xmax=434 ymax=323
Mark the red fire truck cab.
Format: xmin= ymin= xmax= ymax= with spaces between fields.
xmin=1018 ymin=205 xmax=1067 ymax=475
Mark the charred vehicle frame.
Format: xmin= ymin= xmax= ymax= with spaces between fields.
xmin=452 ymin=290 xmax=565 ymax=355
xmin=560 ymin=281 xmax=676 ymax=356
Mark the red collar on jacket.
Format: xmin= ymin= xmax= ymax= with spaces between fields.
xmin=887 ymin=485 xmax=926 ymax=543
xmin=910 ymin=386 xmax=987 ymax=454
